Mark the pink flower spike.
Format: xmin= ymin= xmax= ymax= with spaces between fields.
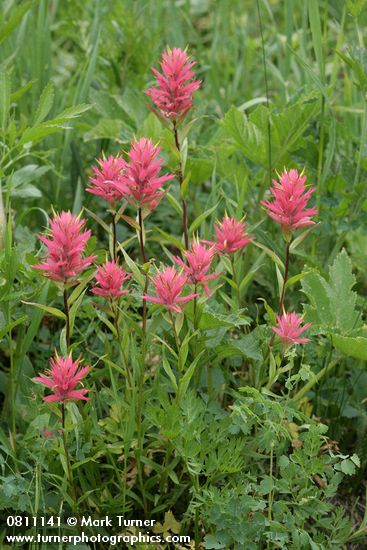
xmin=111 ymin=138 xmax=174 ymax=211
xmin=142 ymin=265 xmax=199 ymax=313
xmin=173 ymin=241 xmax=220 ymax=296
xmin=261 ymin=168 xmax=318 ymax=235
xmin=87 ymin=155 xmax=127 ymax=205
xmin=146 ymin=47 xmax=201 ymax=121
xmin=91 ymin=260 xmax=131 ymax=300
xmin=33 ymin=354 xmax=90 ymax=404
xmin=33 ymin=211 xmax=96 ymax=284
xmin=272 ymin=312 xmax=311 ymax=347
xmin=204 ymin=216 xmax=253 ymax=255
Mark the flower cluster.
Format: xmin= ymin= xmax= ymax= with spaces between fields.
xmin=87 ymin=156 xmax=126 ymax=206
xmin=204 ymin=216 xmax=253 ymax=255
xmin=261 ymin=169 xmax=317 ymax=236
xmin=34 ymin=354 xmax=90 ymax=403
xmin=146 ymin=47 xmax=201 ymax=121
xmin=272 ymin=312 xmax=311 ymax=347
xmin=173 ymin=241 xmax=220 ymax=296
xmin=112 ymin=138 xmax=174 ymax=211
xmin=34 ymin=211 xmax=96 ymax=284
xmin=143 ymin=266 xmax=199 ymax=313
xmin=92 ymin=260 xmax=131 ymax=300
xmin=32 ymin=47 xmax=318 ymax=420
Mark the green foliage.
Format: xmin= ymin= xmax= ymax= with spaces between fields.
xmin=0 ymin=1 xmax=367 ymax=548
xmin=221 ymin=95 xmax=320 ymax=168
xmin=301 ymin=249 xmax=361 ymax=334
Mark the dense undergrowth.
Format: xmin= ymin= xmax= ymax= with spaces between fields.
xmin=1 ymin=1 xmax=367 ymax=549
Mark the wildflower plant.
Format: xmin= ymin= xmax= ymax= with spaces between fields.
xmin=33 ymin=211 xmax=96 ymax=284
xmin=3 ymin=22 xmax=366 ymax=550
xmin=92 ymin=259 xmax=131 ymax=300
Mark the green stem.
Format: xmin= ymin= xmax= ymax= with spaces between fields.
xmin=138 ymin=208 xmax=147 ymax=264
xmin=112 ymin=301 xmax=133 ymax=394
xmin=168 ymin=310 xmax=180 ymax=358
xmin=230 ymin=254 xmax=241 ymax=308
xmin=138 ymin=208 xmax=148 ymax=337
xmin=63 ymin=287 xmax=70 ymax=349
xmin=173 ymin=121 xmax=189 ymax=250
xmin=111 ymin=211 xmax=117 ymax=262
xmin=193 ymin=284 xmax=198 ymax=330
xmin=61 ymin=403 xmax=78 ymax=512
xmin=136 ymin=210 xmax=148 ymax=514
xmin=7 ymin=306 xmax=16 ymax=455
xmin=266 ymin=444 xmax=274 ymax=550
xmin=269 ymin=241 xmax=291 ymax=350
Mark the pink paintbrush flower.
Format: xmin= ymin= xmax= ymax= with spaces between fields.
xmin=272 ymin=312 xmax=311 ymax=346
xmin=142 ymin=265 xmax=199 ymax=313
xmin=146 ymin=47 xmax=201 ymax=121
xmin=173 ymin=241 xmax=220 ymax=296
xmin=33 ymin=354 xmax=90 ymax=403
xmin=86 ymin=155 xmax=127 ymax=205
xmin=33 ymin=211 xmax=96 ymax=284
xmin=112 ymin=138 xmax=174 ymax=211
xmin=261 ymin=169 xmax=317 ymax=235
xmin=91 ymin=260 xmax=131 ymax=299
xmin=204 ymin=216 xmax=253 ymax=255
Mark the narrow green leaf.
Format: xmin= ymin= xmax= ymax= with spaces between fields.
xmin=0 ymin=71 xmax=10 ymax=130
xmin=308 ymin=0 xmax=324 ymax=77
xmin=0 ymin=1 xmax=34 ymax=46
xmin=162 ymin=352 xmax=178 ymax=391
xmin=34 ymin=81 xmax=54 ymax=125
xmin=189 ymin=203 xmax=219 ymax=234
xmin=253 ymin=241 xmax=284 ymax=270
xmin=178 ymin=350 xmax=205 ymax=400
xmin=22 ymin=301 xmax=66 ymax=320
xmin=0 ymin=315 xmax=28 ymax=340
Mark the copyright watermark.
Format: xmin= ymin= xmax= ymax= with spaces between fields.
xmin=3 ymin=515 xmax=191 ymax=547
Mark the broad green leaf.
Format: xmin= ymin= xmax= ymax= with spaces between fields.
xmin=199 ymin=308 xmax=250 ymax=330
xmin=301 ymin=250 xmax=360 ymax=333
xmin=11 ymin=164 xmax=50 ymax=199
xmin=301 ymin=270 xmax=331 ymax=327
xmin=216 ymin=331 xmax=262 ymax=362
xmin=221 ymin=97 xmax=320 ymax=168
xmin=221 ymin=105 xmax=266 ymax=166
xmin=332 ymin=335 xmax=367 ymax=360
xmin=327 ymin=249 xmax=359 ymax=332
